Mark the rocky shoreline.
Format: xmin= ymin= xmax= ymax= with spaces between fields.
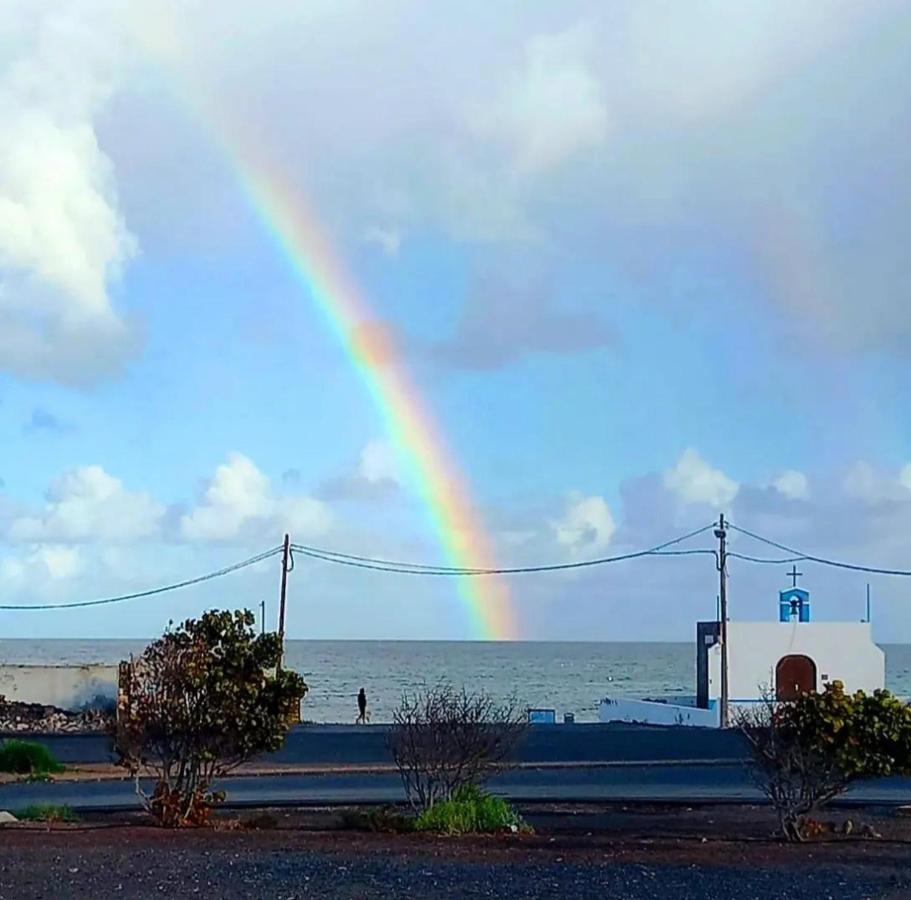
xmin=0 ymin=700 xmax=112 ymax=734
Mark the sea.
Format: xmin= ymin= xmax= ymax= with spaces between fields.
xmin=4 ymin=640 xmax=911 ymax=724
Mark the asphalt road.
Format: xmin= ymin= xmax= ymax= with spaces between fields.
xmin=4 ymin=763 xmax=911 ymax=811
xmin=14 ymin=723 xmax=750 ymax=765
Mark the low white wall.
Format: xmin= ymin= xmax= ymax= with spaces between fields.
xmin=600 ymin=697 xmax=719 ymax=727
xmin=706 ymin=622 xmax=884 ymax=700
xmin=0 ymin=665 xmax=118 ymax=711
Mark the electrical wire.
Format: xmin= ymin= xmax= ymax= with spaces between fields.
xmin=0 ymin=546 xmax=283 ymax=611
xmin=291 ymin=523 xmax=718 ymax=576
xmin=7 ymin=513 xmax=904 ymax=614
xmin=12 ymin=513 xmax=903 ymax=614
xmin=726 ymin=522 xmax=911 ymax=576
xmin=292 ymin=546 xmax=715 ymax=575
xmin=727 ymin=551 xmax=808 ymax=565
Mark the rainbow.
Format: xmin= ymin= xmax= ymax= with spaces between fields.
xmin=239 ymin=167 xmax=516 ymax=639
xmin=136 ymin=20 xmax=516 ymax=638
xmin=196 ymin=129 xmax=515 ymax=639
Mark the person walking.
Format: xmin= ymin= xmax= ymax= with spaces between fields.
xmin=356 ymin=687 xmax=368 ymax=724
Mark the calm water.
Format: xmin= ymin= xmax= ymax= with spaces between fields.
xmin=4 ymin=640 xmax=911 ymax=723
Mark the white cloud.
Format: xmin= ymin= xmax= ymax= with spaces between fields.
xmin=0 ymin=0 xmax=900 ymax=397
xmin=900 ymin=464 xmax=911 ymax=493
xmin=553 ymin=493 xmax=616 ymax=555
xmin=181 ymin=454 xmax=271 ymax=540
xmin=0 ymin=545 xmax=82 ymax=586
xmin=471 ymin=23 xmax=609 ymax=177
xmin=842 ymin=460 xmax=909 ymax=505
xmin=8 ymin=465 xmax=163 ymax=543
xmin=363 ymin=225 xmax=402 ymax=257
xmin=0 ymin=2 xmax=138 ymax=383
xmin=319 ymin=438 xmax=402 ymax=501
xmin=664 ymin=449 xmax=739 ymax=509
xmin=843 ymin=461 xmax=882 ymax=504
xmin=358 ymin=438 xmax=400 ymax=485
xmin=94 ymin=2 xmax=908 ymax=360
xmin=180 ymin=452 xmax=331 ymax=541
xmin=35 ymin=545 xmax=83 ymax=579
xmin=772 ymin=470 xmax=809 ymax=501
xmin=620 ymin=3 xmax=865 ymax=125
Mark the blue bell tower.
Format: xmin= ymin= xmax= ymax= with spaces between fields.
xmin=779 ymin=565 xmax=810 ymax=622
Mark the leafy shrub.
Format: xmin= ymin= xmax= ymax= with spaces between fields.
xmin=390 ymin=682 xmax=527 ymax=811
xmin=115 ymin=609 xmax=308 ymax=827
xmin=739 ymin=681 xmax=911 ymax=841
xmin=413 ymin=785 xmax=529 ymax=835
xmin=15 ymin=804 xmax=78 ymax=823
xmin=0 ymin=740 xmax=64 ymax=776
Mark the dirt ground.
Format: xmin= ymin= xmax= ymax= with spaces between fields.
xmin=6 ymin=801 xmax=911 ymax=865
xmin=2 ymin=803 xmax=911 ymax=898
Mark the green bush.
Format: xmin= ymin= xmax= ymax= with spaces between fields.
xmin=413 ymin=785 xmax=528 ymax=835
xmin=116 ymin=609 xmax=308 ymax=827
xmin=0 ymin=740 xmax=64 ymax=776
xmin=739 ymin=681 xmax=911 ymax=841
xmin=15 ymin=804 xmax=78 ymax=823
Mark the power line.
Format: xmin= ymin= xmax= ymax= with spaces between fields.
xmin=726 ymin=522 xmax=911 ymax=577
xmin=292 ymin=546 xmax=715 ymax=575
xmin=291 ymin=523 xmax=717 ymax=576
xmin=728 ymin=551 xmax=808 ymax=565
xmin=291 ymin=544 xmax=485 ymax=572
xmin=0 ymin=546 xmax=283 ymax=611
xmin=23 ymin=514 xmax=905 ymax=614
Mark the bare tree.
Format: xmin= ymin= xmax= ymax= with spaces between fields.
xmin=737 ymin=695 xmax=851 ymax=842
xmin=389 ymin=682 xmax=527 ymax=811
xmin=736 ymin=681 xmax=911 ymax=842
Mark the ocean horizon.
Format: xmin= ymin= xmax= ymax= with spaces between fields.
xmin=4 ymin=639 xmax=911 ymax=724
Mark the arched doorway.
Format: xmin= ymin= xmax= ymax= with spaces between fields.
xmin=776 ymin=655 xmax=817 ymax=701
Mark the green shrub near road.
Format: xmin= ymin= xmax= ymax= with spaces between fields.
xmin=0 ymin=740 xmax=64 ymax=776
xmin=15 ymin=804 xmax=78 ymax=823
xmin=739 ymin=681 xmax=911 ymax=842
xmin=414 ymin=785 xmax=529 ymax=835
xmin=116 ymin=609 xmax=308 ymax=828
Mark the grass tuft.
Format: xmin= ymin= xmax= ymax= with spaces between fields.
xmin=0 ymin=740 xmax=65 ymax=776
xmin=413 ymin=785 xmax=530 ymax=835
xmin=15 ymin=804 xmax=78 ymax=823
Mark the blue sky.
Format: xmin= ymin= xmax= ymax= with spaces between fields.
xmin=2 ymin=1 xmax=911 ymax=641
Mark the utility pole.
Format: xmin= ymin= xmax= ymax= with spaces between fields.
xmin=715 ymin=514 xmax=729 ymax=728
xmin=260 ymin=599 xmax=266 ymax=636
xmin=277 ymin=533 xmax=291 ymax=671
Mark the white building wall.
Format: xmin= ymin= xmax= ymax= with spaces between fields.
xmin=0 ymin=665 xmax=119 ymax=710
xmin=706 ymin=622 xmax=883 ymax=700
xmin=600 ymin=697 xmax=719 ymax=727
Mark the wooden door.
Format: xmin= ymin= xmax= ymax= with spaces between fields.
xmin=776 ymin=655 xmax=817 ymax=701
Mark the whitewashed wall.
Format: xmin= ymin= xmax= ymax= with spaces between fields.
xmin=0 ymin=665 xmax=118 ymax=710
xmin=599 ymin=697 xmax=719 ymax=727
xmin=706 ymin=622 xmax=884 ymax=700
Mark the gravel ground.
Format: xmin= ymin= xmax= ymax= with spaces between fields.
xmin=0 ymin=832 xmax=909 ymax=900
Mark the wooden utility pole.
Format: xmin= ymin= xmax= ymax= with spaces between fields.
xmin=277 ymin=533 xmax=290 ymax=671
xmin=715 ymin=514 xmax=729 ymax=728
